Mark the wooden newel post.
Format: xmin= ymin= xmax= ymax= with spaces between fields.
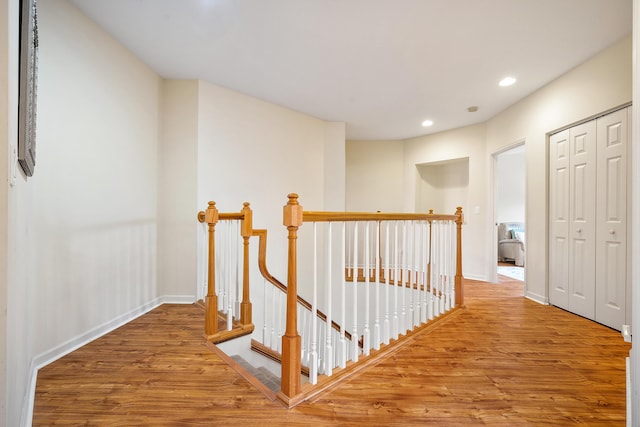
xmin=197 ymin=201 xmax=219 ymax=336
xmin=454 ymin=207 xmax=464 ymax=307
xmin=279 ymin=193 xmax=303 ymax=402
xmin=240 ymin=202 xmax=253 ymax=326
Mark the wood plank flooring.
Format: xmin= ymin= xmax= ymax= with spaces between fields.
xmin=33 ymin=278 xmax=631 ymax=426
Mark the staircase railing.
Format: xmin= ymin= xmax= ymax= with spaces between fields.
xmin=197 ymin=202 xmax=352 ymax=353
xmin=197 ymin=202 xmax=254 ymax=342
xmin=278 ymin=193 xmax=464 ymax=407
xmin=197 ymin=196 xmax=464 ymax=408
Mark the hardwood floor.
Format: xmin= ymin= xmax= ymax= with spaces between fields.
xmin=33 ymin=278 xmax=631 ymax=426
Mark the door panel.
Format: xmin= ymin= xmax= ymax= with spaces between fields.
xmin=549 ymin=130 xmax=569 ymax=309
xmin=595 ymin=109 xmax=627 ymax=330
xmin=568 ymin=121 xmax=596 ymax=319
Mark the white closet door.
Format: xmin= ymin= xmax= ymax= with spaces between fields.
xmin=568 ymin=121 xmax=597 ymax=319
xmin=549 ymin=130 xmax=570 ymax=309
xmin=595 ymin=108 xmax=628 ymax=330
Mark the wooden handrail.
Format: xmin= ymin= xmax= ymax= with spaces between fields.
xmin=303 ymin=211 xmax=459 ymax=222
xmin=252 ymin=228 xmax=355 ymax=342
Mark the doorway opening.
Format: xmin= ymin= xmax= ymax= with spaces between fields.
xmin=493 ymin=143 xmax=525 ymax=283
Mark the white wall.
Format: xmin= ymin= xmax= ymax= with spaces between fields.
xmin=158 ymin=80 xmax=199 ymax=299
xmin=416 ymin=158 xmax=469 ymax=214
xmin=631 ymin=1 xmax=639 ymax=420
xmin=485 ymin=35 xmax=632 ymax=303
xmin=346 ymin=139 xmax=404 ymax=212
xmin=196 ymin=80 xmax=344 ymax=299
xmin=495 ymin=147 xmax=525 ymax=224
xmin=345 ymin=37 xmax=631 ymax=287
xmin=0 ymin=0 xmax=18 ymax=424
xmin=9 ymin=1 xmax=161 ymax=424
xmin=345 ymin=126 xmax=486 ymax=280
xmin=403 ymin=123 xmax=487 ymax=280
xmin=324 ymin=122 xmax=347 ymax=211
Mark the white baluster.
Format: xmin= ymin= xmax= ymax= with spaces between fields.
xmin=393 ymin=221 xmax=399 ymax=339
xmin=363 ymin=222 xmax=370 ymax=356
xmin=277 ymin=291 xmax=284 ymax=352
xmin=215 ymin=222 xmax=222 ymax=311
xmin=351 ymin=222 xmax=359 ymax=362
xmin=401 ymin=221 xmax=407 ymax=334
xmin=440 ymin=221 xmax=447 ymax=314
xmin=235 ymin=221 xmax=241 ymax=318
xmin=427 ymin=221 xmax=434 ymax=321
xmin=373 ymin=220 xmax=381 ymax=350
xmin=226 ymin=222 xmax=233 ymax=330
xmin=405 ymin=221 xmax=416 ymax=330
xmin=431 ymin=221 xmax=439 ymax=318
xmin=270 ymin=285 xmax=277 ymax=350
xmin=262 ymin=278 xmax=268 ymax=346
xmin=438 ymin=221 xmax=445 ymax=315
xmin=414 ymin=221 xmax=421 ymax=326
xmin=421 ymin=222 xmax=428 ymax=324
xmin=383 ymin=222 xmax=390 ymax=344
xmin=450 ymin=220 xmax=456 ymax=308
xmin=317 ymin=323 xmax=326 ymax=375
xmin=309 ymin=223 xmax=318 ymax=384
xmin=451 ymin=220 xmax=456 ymax=309
xmin=415 ymin=221 xmax=420 ymax=327
xmin=325 ymin=222 xmax=334 ymax=376
xmin=445 ymin=220 xmax=451 ymax=311
xmin=347 ymin=222 xmax=352 ymax=280
xmin=339 ymin=222 xmax=347 ymax=368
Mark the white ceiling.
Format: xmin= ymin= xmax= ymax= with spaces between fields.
xmin=70 ymin=0 xmax=632 ymax=140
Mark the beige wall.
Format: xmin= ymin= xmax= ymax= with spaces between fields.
xmin=486 ymin=34 xmax=632 ymax=303
xmin=495 ymin=147 xmax=525 ymax=224
xmin=324 ymin=122 xmax=347 ymax=211
xmin=416 ymin=158 xmax=469 ymax=215
xmin=346 ymin=124 xmax=487 ymax=280
xmin=345 ymin=35 xmax=632 ymax=286
xmin=9 ymin=0 xmax=162 ymax=424
xmin=346 ymin=139 xmax=404 ymax=212
xmin=158 ymin=80 xmax=199 ymax=298
xmin=0 ymin=0 xmax=18 ymax=424
xmin=197 ymin=80 xmax=334 ymax=285
xmin=0 ymin=2 xmax=630 ymax=424
xmin=403 ymin=123 xmax=487 ymax=280
xmin=5 ymin=4 xmax=348 ymax=422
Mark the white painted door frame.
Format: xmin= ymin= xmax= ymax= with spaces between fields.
xmin=489 ymin=139 xmax=526 ymax=285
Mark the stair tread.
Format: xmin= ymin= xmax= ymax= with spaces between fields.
xmin=230 ymin=355 xmax=280 ymax=393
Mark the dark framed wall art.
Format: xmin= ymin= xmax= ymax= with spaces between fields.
xmin=18 ymin=0 xmax=38 ymax=177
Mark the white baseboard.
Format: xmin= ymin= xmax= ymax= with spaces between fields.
xmin=163 ymin=295 xmax=198 ymax=304
xmin=463 ymin=273 xmax=487 ymax=282
xmin=525 ymin=290 xmax=548 ymax=305
xmin=22 ymin=294 xmax=196 ymax=427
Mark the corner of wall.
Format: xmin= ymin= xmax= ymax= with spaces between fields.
xmin=324 ymin=122 xmax=346 ymax=211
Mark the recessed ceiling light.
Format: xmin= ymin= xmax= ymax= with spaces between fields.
xmin=499 ymin=77 xmax=517 ymax=87
xmin=422 ymin=120 xmax=434 ymax=127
